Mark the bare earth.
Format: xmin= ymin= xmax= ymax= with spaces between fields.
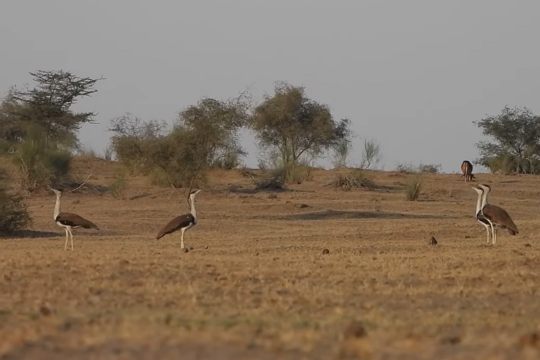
xmin=1 ymin=159 xmax=539 ymax=359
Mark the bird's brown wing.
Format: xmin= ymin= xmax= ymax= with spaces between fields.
xmin=156 ymin=214 xmax=195 ymax=239
xmin=482 ymin=205 xmax=518 ymax=235
xmin=56 ymin=212 xmax=99 ymax=230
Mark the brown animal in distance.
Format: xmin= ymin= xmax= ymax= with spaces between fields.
xmin=461 ymin=160 xmax=474 ymax=182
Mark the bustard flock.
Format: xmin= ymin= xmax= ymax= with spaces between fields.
xmin=46 ymin=162 xmax=520 ymax=251
xmin=48 ymin=187 xmax=202 ymax=251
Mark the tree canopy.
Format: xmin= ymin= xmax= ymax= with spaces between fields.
xmin=476 ymin=106 xmax=540 ymax=174
xmin=111 ymin=96 xmax=249 ymax=188
xmin=0 ymin=169 xmax=30 ymax=233
xmin=178 ymin=96 xmax=249 ymax=169
xmin=0 ymin=70 xmax=100 ymax=190
xmin=250 ymin=83 xmax=350 ymax=181
xmin=1 ymin=70 xmax=100 ymax=148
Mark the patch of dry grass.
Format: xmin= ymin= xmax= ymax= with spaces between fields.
xmin=0 ymin=158 xmax=539 ymax=359
xmin=331 ymin=169 xmax=378 ymax=191
xmin=404 ymin=174 xmax=423 ymax=201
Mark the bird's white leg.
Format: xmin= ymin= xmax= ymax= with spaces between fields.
xmin=489 ymin=223 xmax=495 ymax=245
xmin=180 ymin=228 xmax=185 ymax=249
xmin=68 ymin=227 xmax=74 ymax=251
xmin=492 ymin=228 xmax=497 ymax=245
xmin=486 ymin=220 xmax=495 ymax=246
xmin=64 ymin=228 xmax=69 ymax=250
xmin=483 ymin=224 xmax=491 ymax=244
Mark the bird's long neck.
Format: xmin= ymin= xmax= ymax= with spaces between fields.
xmin=481 ymin=189 xmax=489 ymax=209
xmin=189 ymin=195 xmax=197 ymax=220
xmin=475 ymin=190 xmax=483 ymax=216
xmin=54 ymin=194 xmax=61 ymax=220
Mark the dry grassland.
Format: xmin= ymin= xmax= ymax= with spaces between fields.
xmin=1 ymin=158 xmax=539 ymax=359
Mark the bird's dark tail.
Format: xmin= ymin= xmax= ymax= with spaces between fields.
xmin=507 ymin=221 xmax=518 ymax=235
xmin=81 ymin=219 xmax=99 ymax=230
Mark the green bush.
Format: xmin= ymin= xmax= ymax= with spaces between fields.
xmin=485 ymin=155 xmax=516 ymax=175
xmin=0 ymin=140 xmax=13 ymax=153
xmin=0 ymin=170 xmax=30 ymax=233
xmin=14 ymin=126 xmax=71 ymax=191
xmin=110 ymin=98 xmax=247 ymax=188
xmin=110 ymin=172 xmax=127 ymax=199
xmin=258 ymin=151 xmax=313 ymax=184
xmin=46 ymin=150 xmax=71 ymax=175
xmin=211 ymin=148 xmax=244 ymax=169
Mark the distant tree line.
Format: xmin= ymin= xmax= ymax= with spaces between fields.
xmin=2 ymin=69 xmax=539 ymax=232
xmin=2 ymin=71 xmax=540 ymax=187
xmin=0 ymin=71 xmax=353 ymax=209
xmin=110 ymin=83 xmax=352 ymax=187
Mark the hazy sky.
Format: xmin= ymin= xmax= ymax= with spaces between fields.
xmin=1 ymin=0 xmax=539 ymax=172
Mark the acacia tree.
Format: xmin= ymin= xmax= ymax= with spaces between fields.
xmin=476 ymin=106 xmax=540 ymax=174
xmin=250 ymin=83 xmax=350 ymax=181
xmin=0 ymin=70 xmax=101 ymax=189
xmin=4 ymin=70 xmax=100 ymax=147
xmin=0 ymin=96 xmax=26 ymax=149
xmin=0 ymin=169 xmax=30 ymax=233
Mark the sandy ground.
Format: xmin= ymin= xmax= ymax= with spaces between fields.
xmin=1 ymin=159 xmax=539 ymax=359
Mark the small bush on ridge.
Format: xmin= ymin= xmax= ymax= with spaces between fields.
xmin=405 ymin=175 xmax=422 ymax=201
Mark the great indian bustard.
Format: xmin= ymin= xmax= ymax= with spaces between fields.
xmin=156 ymin=189 xmax=201 ymax=249
xmin=51 ymin=188 xmax=99 ymax=250
xmin=472 ymin=186 xmax=494 ymax=244
xmin=474 ymin=184 xmax=518 ymax=245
